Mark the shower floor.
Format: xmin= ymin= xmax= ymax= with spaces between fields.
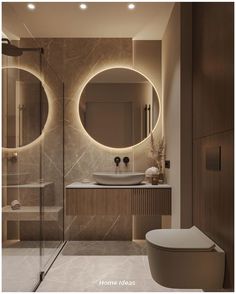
xmin=37 ymin=241 xmax=202 ymax=292
xmin=2 ymin=240 xmax=61 ymax=292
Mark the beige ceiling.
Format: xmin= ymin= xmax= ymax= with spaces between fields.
xmin=2 ymin=2 xmax=174 ymax=40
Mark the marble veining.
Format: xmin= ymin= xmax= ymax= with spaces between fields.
xmin=37 ymin=241 xmax=202 ymax=292
xmin=2 ymin=37 xmax=64 ymax=251
xmin=2 ymin=240 xmax=61 ymax=292
xmin=34 ymin=38 xmax=164 ymax=240
xmin=67 ymin=215 xmax=132 ymax=241
xmin=3 ymin=38 xmax=164 ymax=241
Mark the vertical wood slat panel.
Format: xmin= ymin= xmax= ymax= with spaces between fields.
xmin=66 ymin=188 xmax=131 ymax=215
xmin=192 ymin=3 xmax=234 ymax=289
xmin=131 ymin=188 xmax=171 ymax=215
xmin=95 ymin=189 xmax=131 ymax=215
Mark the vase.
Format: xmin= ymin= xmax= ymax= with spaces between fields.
xmin=158 ymin=173 xmax=164 ymax=184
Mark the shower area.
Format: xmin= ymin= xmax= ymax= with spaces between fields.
xmin=2 ymin=6 xmax=64 ymax=292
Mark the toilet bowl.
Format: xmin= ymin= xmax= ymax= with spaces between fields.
xmin=146 ymin=226 xmax=225 ymax=290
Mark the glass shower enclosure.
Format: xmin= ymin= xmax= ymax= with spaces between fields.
xmin=2 ymin=36 xmax=64 ymax=291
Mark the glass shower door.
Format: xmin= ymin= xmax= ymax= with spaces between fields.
xmin=40 ymin=57 xmax=64 ymax=271
xmin=2 ymin=50 xmax=43 ymax=292
xmin=2 ymin=3 xmax=65 ymax=290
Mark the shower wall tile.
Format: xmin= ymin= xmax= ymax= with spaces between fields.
xmin=2 ymin=37 xmax=64 ymax=242
xmin=6 ymin=185 xmax=54 ymax=206
xmin=20 ymin=221 xmax=63 ymax=241
xmin=39 ymin=38 xmax=132 ymax=98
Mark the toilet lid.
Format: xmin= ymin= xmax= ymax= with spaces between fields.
xmin=146 ymin=226 xmax=215 ymax=251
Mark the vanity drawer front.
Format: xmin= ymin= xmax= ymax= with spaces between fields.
xmin=66 ymin=189 xmax=94 ymax=215
xmin=95 ymin=189 xmax=131 ymax=215
xmin=131 ymin=188 xmax=171 ymax=215
xmin=66 ymin=188 xmax=131 ymax=215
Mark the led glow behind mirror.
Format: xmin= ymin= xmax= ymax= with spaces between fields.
xmin=79 ymin=67 xmax=160 ymax=148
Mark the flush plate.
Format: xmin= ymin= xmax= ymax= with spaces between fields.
xmin=206 ymin=146 xmax=221 ymax=171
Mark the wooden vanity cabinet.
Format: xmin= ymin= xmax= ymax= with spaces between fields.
xmin=66 ymin=188 xmax=171 ymax=216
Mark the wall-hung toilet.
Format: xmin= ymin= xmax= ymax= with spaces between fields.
xmin=146 ymin=226 xmax=225 ymax=290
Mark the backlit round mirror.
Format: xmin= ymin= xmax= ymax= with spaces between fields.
xmin=79 ymin=68 xmax=160 ymax=148
xmin=2 ymin=68 xmax=48 ymax=148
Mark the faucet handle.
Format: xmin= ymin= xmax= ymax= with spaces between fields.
xmin=123 ymin=157 xmax=129 ymax=167
xmin=114 ymin=156 xmax=121 ymax=167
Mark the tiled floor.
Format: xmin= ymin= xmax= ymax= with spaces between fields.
xmin=2 ymin=240 xmax=61 ymax=292
xmin=37 ymin=241 xmax=202 ymax=292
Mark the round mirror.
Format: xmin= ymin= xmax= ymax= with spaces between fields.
xmin=2 ymin=68 xmax=48 ymax=148
xmin=79 ymin=68 xmax=160 ymax=148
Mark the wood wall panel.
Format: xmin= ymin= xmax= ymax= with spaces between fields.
xmin=193 ymin=3 xmax=234 ymax=139
xmin=192 ymin=2 xmax=234 ymax=290
xmin=193 ymin=131 xmax=234 ymax=289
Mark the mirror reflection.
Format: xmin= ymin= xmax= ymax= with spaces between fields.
xmin=2 ymin=68 xmax=48 ymax=148
xmin=79 ymin=68 xmax=159 ymax=148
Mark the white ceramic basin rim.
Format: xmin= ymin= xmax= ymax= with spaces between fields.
xmin=93 ymin=172 xmax=145 ymax=185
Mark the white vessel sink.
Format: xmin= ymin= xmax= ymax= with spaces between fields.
xmin=2 ymin=173 xmax=29 ymax=185
xmin=93 ymin=172 xmax=145 ymax=186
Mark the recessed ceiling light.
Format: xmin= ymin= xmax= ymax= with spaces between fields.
xmin=128 ymin=3 xmax=135 ymax=10
xmin=27 ymin=3 xmax=36 ymax=10
xmin=80 ymin=3 xmax=87 ymax=10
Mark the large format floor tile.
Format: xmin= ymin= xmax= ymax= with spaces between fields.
xmin=37 ymin=241 xmax=202 ymax=292
xmin=2 ymin=240 xmax=61 ymax=292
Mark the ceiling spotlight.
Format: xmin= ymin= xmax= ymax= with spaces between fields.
xmin=80 ymin=3 xmax=87 ymax=10
xmin=27 ymin=3 xmax=36 ymax=10
xmin=128 ymin=3 xmax=135 ymax=10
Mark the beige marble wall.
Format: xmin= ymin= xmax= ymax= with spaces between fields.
xmin=2 ymin=38 xmax=64 ymax=246
xmin=3 ymin=37 xmax=163 ymax=241
xmin=34 ymin=38 xmax=162 ymax=240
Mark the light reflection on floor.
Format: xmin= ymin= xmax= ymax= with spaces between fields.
xmin=2 ymin=240 xmax=60 ymax=292
xmin=37 ymin=241 xmax=202 ymax=292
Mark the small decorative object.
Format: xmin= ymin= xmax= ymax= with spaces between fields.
xmin=148 ymin=133 xmax=166 ymax=183
xmin=81 ymin=178 xmax=91 ymax=183
xmin=11 ymin=200 xmax=21 ymax=210
xmin=158 ymin=173 xmax=165 ymax=184
xmin=151 ymin=174 xmax=159 ymax=185
xmin=145 ymin=166 xmax=159 ymax=183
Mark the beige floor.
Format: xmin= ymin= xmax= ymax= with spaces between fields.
xmin=37 ymin=241 xmax=202 ymax=292
xmin=2 ymin=240 xmax=61 ymax=292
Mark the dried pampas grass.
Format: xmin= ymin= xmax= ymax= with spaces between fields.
xmin=148 ymin=132 xmax=166 ymax=173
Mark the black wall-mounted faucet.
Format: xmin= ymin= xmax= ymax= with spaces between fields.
xmin=114 ymin=156 xmax=121 ymax=167
xmin=123 ymin=157 xmax=129 ymax=167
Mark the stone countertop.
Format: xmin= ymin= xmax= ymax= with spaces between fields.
xmin=66 ymin=182 xmax=171 ymax=189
